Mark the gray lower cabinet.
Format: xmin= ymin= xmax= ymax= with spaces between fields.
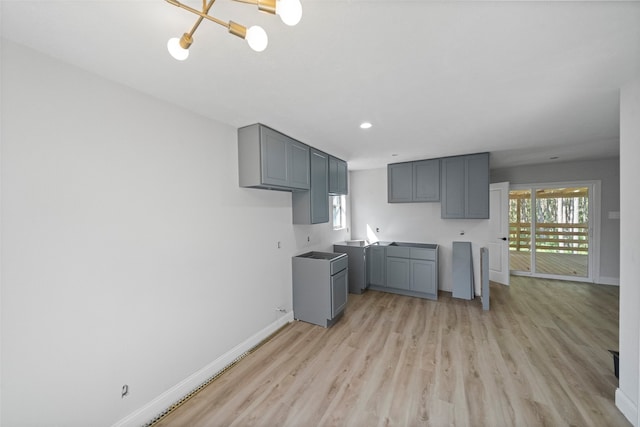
xmin=333 ymin=242 xmax=368 ymax=294
xmin=386 ymin=257 xmax=411 ymax=290
xmin=369 ymin=243 xmax=438 ymax=300
xmin=388 ymin=159 xmax=440 ymax=203
xmin=292 ymin=252 xmax=348 ymax=328
xmin=411 ymin=259 xmax=437 ymax=295
xmin=329 ymin=156 xmax=348 ymax=195
xmin=292 ymin=148 xmax=329 ymax=224
xmin=368 ymin=245 xmax=386 ymax=287
xmin=238 ymin=123 xmax=310 ymax=191
xmin=441 ymin=152 xmax=489 ymax=219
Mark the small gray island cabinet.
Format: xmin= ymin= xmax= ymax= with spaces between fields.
xmin=238 ymin=123 xmax=310 ymax=191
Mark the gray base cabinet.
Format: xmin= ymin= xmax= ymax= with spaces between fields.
xmin=292 ymin=148 xmax=329 ymax=224
xmin=292 ymin=253 xmax=348 ymax=328
xmin=386 ymin=257 xmax=411 ymax=290
xmin=368 ymin=243 xmax=438 ymax=300
xmin=238 ymin=123 xmax=310 ymax=191
xmin=333 ymin=242 xmax=369 ymax=294
xmin=368 ymin=245 xmax=386 ymax=287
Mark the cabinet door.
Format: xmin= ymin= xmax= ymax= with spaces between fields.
xmin=288 ymin=139 xmax=310 ymax=190
xmin=388 ymin=163 xmax=413 ymax=203
xmin=336 ymin=158 xmax=348 ymax=195
xmin=441 ymin=156 xmax=466 ymax=218
xmin=329 ymin=156 xmax=349 ymax=195
xmin=413 ymin=159 xmax=440 ymax=202
xmin=331 ymin=269 xmax=348 ymax=317
xmin=386 ymin=257 xmax=411 ymax=290
xmin=411 ymin=260 xmax=436 ymax=295
xmin=368 ymin=246 xmax=386 ymax=286
xmin=465 ymin=153 xmax=489 ymax=219
xmin=310 ymin=149 xmax=329 ymax=223
xmin=260 ymin=127 xmax=290 ymax=187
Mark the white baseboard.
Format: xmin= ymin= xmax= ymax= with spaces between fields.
xmin=597 ymin=276 xmax=620 ymax=286
xmin=111 ymin=312 xmax=294 ymax=427
xmin=616 ymin=387 xmax=638 ymax=426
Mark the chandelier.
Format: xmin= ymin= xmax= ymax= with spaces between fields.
xmin=165 ymin=0 xmax=302 ymax=60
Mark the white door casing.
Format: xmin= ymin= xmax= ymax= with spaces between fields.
xmin=489 ymin=182 xmax=510 ymax=285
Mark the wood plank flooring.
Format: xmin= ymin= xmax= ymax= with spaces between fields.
xmin=510 ymin=251 xmax=588 ymax=277
xmin=155 ymin=276 xmax=627 ymax=427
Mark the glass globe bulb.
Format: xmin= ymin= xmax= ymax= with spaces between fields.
xmin=276 ymin=0 xmax=302 ymax=26
xmin=246 ymin=26 xmax=268 ymax=52
xmin=167 ymin=37 xmax=189 ymax=61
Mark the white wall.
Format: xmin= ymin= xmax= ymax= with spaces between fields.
xmin=492 ymin=158 xmax=620 ymax=284
xmin=617 ymin=75 xmax=640 ymax=426
xmin=350 ymin=168 xmax=490 ymax=295
xmin=0 ymin=40 xmax=348 ymax=427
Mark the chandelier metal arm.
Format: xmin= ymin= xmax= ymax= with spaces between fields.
xmin=165 ymin=0 xmax=229 ymax=32
xmin=232 ymin=0 xmax=277 ymax=14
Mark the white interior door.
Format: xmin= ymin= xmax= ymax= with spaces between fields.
xmin=489 ymin=182 xmax=510 ymax=285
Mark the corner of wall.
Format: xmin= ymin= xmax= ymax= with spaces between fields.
xmin=111 ymin=312 xmax=294 ymax=427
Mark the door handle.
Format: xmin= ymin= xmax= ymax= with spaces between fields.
xmin=499 ymin=237 xmax=507 ymax=241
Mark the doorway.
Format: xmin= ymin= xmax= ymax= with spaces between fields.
xmin=509 ymin=181 xmax=600 ymax=282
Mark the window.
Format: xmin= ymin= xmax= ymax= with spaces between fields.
xmin=332 ymin=195 xmax=346 ymax=230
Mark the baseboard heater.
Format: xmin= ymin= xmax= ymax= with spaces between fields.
xmin=143 ymin=323 xmax=291 ymax=426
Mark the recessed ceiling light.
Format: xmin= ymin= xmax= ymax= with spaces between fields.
xmin=360 ymin=122 xmax=372 ymax=129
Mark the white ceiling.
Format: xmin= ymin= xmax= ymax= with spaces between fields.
xmin=2 ymin=0 xmax=639 ymax=170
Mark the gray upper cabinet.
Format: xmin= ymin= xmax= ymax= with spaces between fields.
xmin=441 ymin=152 xmax=489 ymax=219
xmin=238 ymin=123 xmax=310 ymax=191
xmin=388 ymin=163 xmax=413 ymax=202
xmin=329 ymin=156 xmax=348 ymax=195
xmin=413 ymin=159 xmax=440 ymax=202
xmin=388 ymin=159 xmax=440 ymax=203
xmin=292 ymin=148 xmax=329 ymax=224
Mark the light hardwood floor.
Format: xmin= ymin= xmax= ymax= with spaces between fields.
xmin=509 ymin=251 xmax=589 ymax=277
xmin=155 ymin=277 xmax=628 ymax=427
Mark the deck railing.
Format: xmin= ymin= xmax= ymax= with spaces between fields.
xmin=509 ymin=222 xmax=589 ymax=254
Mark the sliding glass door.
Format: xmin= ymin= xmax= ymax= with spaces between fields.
xmin=509 ymin=182 xmax=596 ymax=281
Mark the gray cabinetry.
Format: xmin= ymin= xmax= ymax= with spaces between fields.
xmin=370 ymin=243 xmax=438 ymax=300
xmin=238 ymin=123 xmax=310 ymax=191
xmin=292 ymin=148 xmax=329 ymax=224
xmin=414 ymin=159 xmax=440 ymax=202
xmin=388 ymin=162 xmax=413 ymax=203
xmin=452 ymin=241 xmax=474 ymax=300
xmin=333 ymin=241 xmax=369 ymax=294
xmin=411 ymin=260 xmax=436 ymax=295
xmin=441 ymin=152 xmax=489 ymax=219
xmin=329 ymin=156 xmax=348 ymax=195
xmin=388 ymin=159 xmax=440 ymax=203
xmin=292 ymin=252 xmax=348 ymax=328
xmin=386 ymin=256 xmax=411 ymax=290
xmin=368 ymin=245 xmax=386 ymax=287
